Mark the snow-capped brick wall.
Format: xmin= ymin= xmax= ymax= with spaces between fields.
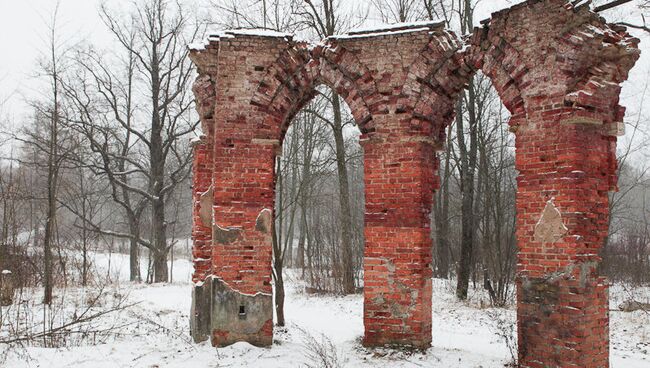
xmin=188 ymin=0 xmax=639 ymax=366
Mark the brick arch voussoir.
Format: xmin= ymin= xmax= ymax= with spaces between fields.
xmin=192 ymin=73 xmax=217 ymax=137
xmin=250 ymin=42 xmax=378 ymax=140
xmin=406 ymin=30 xmax=474 ymax=142
xmin=250 ymin=43 xmax=317 ymax=141
xmin=559 ymin=19 xmax=641 ymax=127
xmin=315 ymin=56 xmax=375 ymax=134
xmin=469 ymin=30 xmax=529 ymax=129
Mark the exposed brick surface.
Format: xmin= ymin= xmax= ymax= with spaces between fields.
xmin=189 ymin=0 xmax=639 ymax=364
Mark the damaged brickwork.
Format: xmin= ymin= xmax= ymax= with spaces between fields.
xmin=188 ymin=1 xmax=639 ymax=366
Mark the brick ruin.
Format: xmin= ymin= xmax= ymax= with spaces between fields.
xmin=188 ymin=0 xmax=640 ymax=366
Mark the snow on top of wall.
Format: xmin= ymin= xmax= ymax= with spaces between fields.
xmin=188 ymin=41 xmax=207 ymax=51
xmin=571 ymin=0 xmax=592 ymax=9
xmin=328 ymin=20 xmax=444 ymax=40
xmin=329 ymin=21 xmax=445 ymax=41
xmin=347 ymin=20 xmax=444 ymax=35
xmin=328 ymin=27 xmax=433 ymax=40
xmin=189 ymin=29 xmax=300 ymax=51
xmin=221 ymin=28 xmax=294 ymax=38
xmin=479 ymin=0 xmax=595 ymax=25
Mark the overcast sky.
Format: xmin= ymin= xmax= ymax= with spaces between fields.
xmin=0 ymin=0 xmax=105 ymax=124
xmin=0 ymin=0 xmax=648 ymax=158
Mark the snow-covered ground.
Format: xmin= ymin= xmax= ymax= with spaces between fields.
xmin=2 ymin=253 xmax=649 ymax=367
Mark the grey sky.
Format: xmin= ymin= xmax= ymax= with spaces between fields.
xmin=0 ymin=0 xmax=107 ymax=124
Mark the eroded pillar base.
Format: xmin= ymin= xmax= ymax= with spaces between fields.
xmin=190 ymin=276 xmax=273 ymax=347
xmin=518 ymin=269 xmax=609 ymax=368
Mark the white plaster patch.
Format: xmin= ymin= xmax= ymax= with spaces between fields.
xmin=533 ymin=198 xmax=568 ymax=244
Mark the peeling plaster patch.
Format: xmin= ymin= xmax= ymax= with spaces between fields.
xmin=255 ymin=209 xmax=273 ymax=234
xmin=213 ymin=224 xmax=242 ymax=245
xmin=401 ymin=135 xmax=444 ymax=150
xmin=522 ymin=278 xmax=560 ymax=306
xmin=576 ymin=261 xmax=598 ymax=288
xmin=533 ymin=198 xmax=568 ymax=244
xmin=560 ymin=116 xmax=603 ymax=126
xmin=210 ymin=276 xmax=273 ymax=347
xmin=199 ymin=186 xmax=213 ymax=227
xmin=212 ymin=275 xmax=272 ymax=298
xmin=190 ymin=276 xmax=272 ymax=347
xmin=190 ymin=281 xmax=211 ymax=343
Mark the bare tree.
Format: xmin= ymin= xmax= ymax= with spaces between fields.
xmin=370 ymin=0 xmax=422 ymax=22
xmin=453 ymin=0 xmax=479 ymax=301
xmin=63 ymin=0 xmax=200 ymax=283
xmin=293 ymin=0 xmax=360 ymax=295
xmin=13 ymin=1 xmax=74 ymax=305
xmin=61 ymin=38 xmax=148 ymax=283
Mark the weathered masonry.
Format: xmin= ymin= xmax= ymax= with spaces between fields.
xmin=188 ymin=1 xmax=640 ymax=366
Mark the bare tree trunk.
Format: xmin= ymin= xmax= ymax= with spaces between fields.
xmin=149 ymin=18 xmax=168 ymax=283
xmin=455 ymin=84 xmax=479 ymax=300
xmin=435 ymin=124 xmax=453 ymax=278
xmin=273 ymin=157 xmax=286 ymax=326
xmin=43 ymin=4 xmax=63 ymax=304
xmin=129 ymin=216 xmax=141 ymax=282
xmin=331 ymin=93 xmax=356 ymax=294
xmin=455 ymin=0 xmax=478 ymax=301
xmin=297 ymin=212 xmax=307 ymax=271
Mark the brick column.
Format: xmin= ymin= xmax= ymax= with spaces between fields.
xmin=514 ymin=110 xmax=618 ymax=367
xmin=362 ymin=130 xmax=437 ymax=349
xmin=466 ymin=2 xmax=640 ymax=365
xmin=188 ymin=33 xmax=292 ymax=348
xmin=191 ymin=135 xmax=213 ymax=283
xmin=209 ymin=134 xmax=277 ymax=347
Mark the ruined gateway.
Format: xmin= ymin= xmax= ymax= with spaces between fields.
xmin=187 ymin=1 xmax=640 ymax=367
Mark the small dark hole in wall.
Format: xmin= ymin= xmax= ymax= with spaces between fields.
xmin=239 ymin=305 xmax=246 ymax=317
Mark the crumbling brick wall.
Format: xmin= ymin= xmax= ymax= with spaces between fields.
xmin=188 ymin=0 xmax=639 ymax=365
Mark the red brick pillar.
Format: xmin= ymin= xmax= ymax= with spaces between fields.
xmin=362 ymin=129 xmax=437 ymax=349
xmin=191 ymin=135 xmax=213 ymax=283
xmin=514 ymin=110 xmax=618 ymax=367
xmin=190 ymin=70 xmax=217 ymax=284
xmin=209 ymin=133 xmax=276 ymax=347
xmin=188 ymin=33 xmax=293 ymax=348
xmin=189 ymin=70 xmax=218 ymax=343
xmin=466 ymin=2 xmax=640 ymax=366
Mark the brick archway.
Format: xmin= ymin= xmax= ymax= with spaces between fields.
xmin=188 ymin=1 xmax=640 ymax=365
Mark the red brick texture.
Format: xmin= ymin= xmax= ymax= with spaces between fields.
xmin=188 ymin=0 xmax=639 ymax=364
xmin=462 ymin=1 xmax=640 ymax=367
xmin=190 ymin=74 xmax=215 ymax=283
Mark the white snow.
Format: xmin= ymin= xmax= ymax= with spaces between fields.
xmin=1 ymin=252 xmax=649 ymax=367
xmin=572 ymin=0 xmax=592 ymax=9
xmin=189 ymin=135 xmax=205 ymax=145
xmin=223 ymin=29 xmax=293 ymax=38
xmin=189 ymin=29 xmax=296 ymax=50
xmin=330 ymin=27 xmax=435 ymax=40
xmin=187 ymin=41 xmax=207 ymax=51
xmin=347 ymin=20 xmax=444 ymax=35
